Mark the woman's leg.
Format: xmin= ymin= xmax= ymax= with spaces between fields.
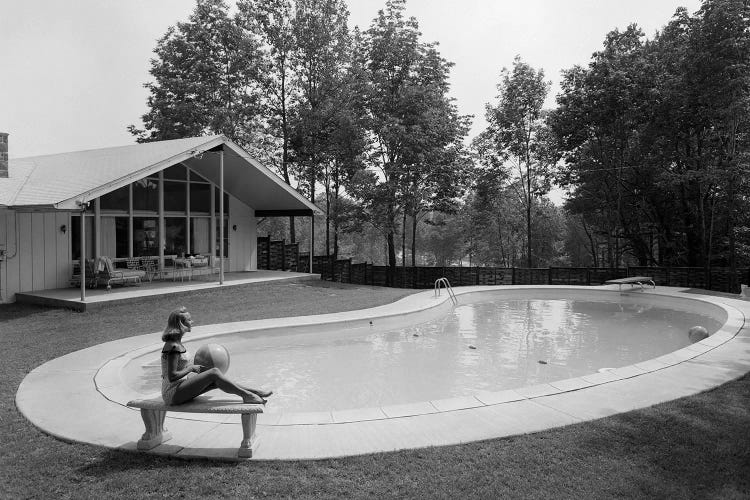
xmin=172 ymin=368 xmax=265 ymax=405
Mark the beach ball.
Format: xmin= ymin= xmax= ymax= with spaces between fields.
xmin=194 ymin=343 xmax=231 ymax=374
xmin=688 ymin=326 xmax=709 ymax=344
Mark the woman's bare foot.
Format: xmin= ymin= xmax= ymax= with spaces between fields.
xmin=238 ymin=384 xmax=273 ymax=399
xmin=242 ymin=392 xmax=266 ymax=405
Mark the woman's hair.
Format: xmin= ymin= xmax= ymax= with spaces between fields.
xmin=162 ymin=306 xmax=191 ymax=342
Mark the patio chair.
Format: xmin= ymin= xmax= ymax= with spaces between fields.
xmin=96 ymin=256 xmax=146 ymax=290
xmin=70 ymin=259 xmax=98 ymax=288
xmin=140 ymin=257 xmax=162 ymax=282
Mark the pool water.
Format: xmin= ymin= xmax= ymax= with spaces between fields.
xmin=126 ymin=294 xmax=723 ymax=412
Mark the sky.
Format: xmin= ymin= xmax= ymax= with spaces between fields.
xmin=1 ymin=0 xmax=704 ymax=160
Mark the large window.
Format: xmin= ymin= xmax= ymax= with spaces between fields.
xmin=164 ymin=181 xmax=187 ymax=212
xmin=190 ymin=182 xmax=211 ymax=213
xmin=164 ymin=164 xmax=187 ymax=180
xmin=100 ymin=216 xmax=129 ymax=258
xmin=85 ymin=164 xmax=236 ymax=263
xmin=100 ymin=185 xmax=129 ymax=212
xmin=133 ymin=178 xmax=158 ymax=212
xmin=216 ymin=217 xmax=228 ymax=258
xmin=133 ymin=217 xmax=158 ymax=256
xmin=190 ymin=217 xmax=210 ymax=255
xmin=165 ymin=217 xmax=187 ymax=256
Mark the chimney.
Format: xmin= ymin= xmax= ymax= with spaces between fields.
xmin=0 ymin=133 xmax=7 ymax=178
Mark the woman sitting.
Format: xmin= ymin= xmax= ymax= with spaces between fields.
xmin=161 ymin=307 xmax=272 ymax=405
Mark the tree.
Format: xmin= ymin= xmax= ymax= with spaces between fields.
xmin=479 ymin=56 xmax=552 ymax=268
xmin=237 ymin=0 xmax=300 ymax=241
xmin=350 ymin=0 xmax=470 ymax=280
xmin=129 ymin=0 xmax=263 ymax=145
xmin=550 ymin=1 xmax=750 ymax=272
xmin=288 ymin=0 xmax=353 ymax=256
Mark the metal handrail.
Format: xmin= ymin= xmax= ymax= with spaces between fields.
xmin=434 ymin=277 xmax=458 ymax=305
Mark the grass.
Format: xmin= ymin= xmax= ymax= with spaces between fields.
xmin=2 ymin=280 xmax=749 ymax=499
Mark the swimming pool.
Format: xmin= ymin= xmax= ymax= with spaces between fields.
xmin=19 ymin=284 xmax=748 ymax=460
xmin=119 ymin=289 xmax=726 ymax=413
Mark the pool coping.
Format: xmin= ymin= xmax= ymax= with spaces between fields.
xmin=15 ymin=285 xmax=750 ymax=460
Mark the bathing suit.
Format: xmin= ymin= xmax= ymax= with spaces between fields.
xmin=161 ymin=343 xmax=192 ymax=405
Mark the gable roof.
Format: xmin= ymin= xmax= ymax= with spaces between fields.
xmin=0 ymin=135 xmax=321 ymax=215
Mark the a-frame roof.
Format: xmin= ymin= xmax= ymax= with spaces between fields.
xmin=0 ymin=135 xmax=321 ymax=215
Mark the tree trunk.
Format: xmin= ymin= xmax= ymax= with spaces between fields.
xmin=401 ymin=209 xmax=407 ymax=267
xmin=387 ymin=231 xmax=396 ymax=286
xmin=526 ymin=194 xmax=532 ymax=268
xmin=411 ymin=212 xmax=418 ymax=267
xmin=325 ymin=179 xmax=331 ymax=257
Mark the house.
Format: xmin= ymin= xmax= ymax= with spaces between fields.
xmin=0 ymin=133 xmax=320 ymax=303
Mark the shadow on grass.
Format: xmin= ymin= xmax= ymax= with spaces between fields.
xmin=76 ymin=449 xmax=243 ymax=476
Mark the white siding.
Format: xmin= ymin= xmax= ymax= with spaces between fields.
xmin=0 ymin=210 xmax=72 ymax=303
xmin=228 ymin=196 xmax=256 ymax=272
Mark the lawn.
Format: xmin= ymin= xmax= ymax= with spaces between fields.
xmin=2 ymin=280 xmax=749 ymax=499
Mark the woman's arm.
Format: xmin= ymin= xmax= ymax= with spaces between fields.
xmin=165 ymin=351 xmax=200 ymax=382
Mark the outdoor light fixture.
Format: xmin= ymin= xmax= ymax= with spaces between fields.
xmin=232 ymin=224 xmax=237 ymax=231
xmin=60 ymin=224 xmax=67 ymax=234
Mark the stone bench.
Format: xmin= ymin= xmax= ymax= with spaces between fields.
xmin=127 ymin=395 xmax=264 ymax=458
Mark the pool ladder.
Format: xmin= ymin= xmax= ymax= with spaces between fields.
xmin=434 ymin=277 xmax=458 ymax=305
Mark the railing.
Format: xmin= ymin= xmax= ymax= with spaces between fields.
xmin=434 ymin=277 xmax=458 ymax=305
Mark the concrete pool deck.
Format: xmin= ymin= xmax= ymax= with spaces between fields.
xmin=15 ymin=285 xmax=750 ymax=461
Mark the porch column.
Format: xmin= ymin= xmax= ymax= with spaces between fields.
xmin=158 ymin=171 xmax=164 ymax=271
xmin=80 ymin=206 xmax=86 ymax=302
xmin=309 ymin=216 xmax=313 ymax=274
xmin=219 ymin=147 xmax=224 ymax=285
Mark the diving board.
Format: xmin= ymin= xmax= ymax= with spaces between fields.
xmin=605 ymin=276 xmax=656 ymax=292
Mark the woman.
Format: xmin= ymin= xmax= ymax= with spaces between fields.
xmin=161 ymin=307 xmax=272 ymax=405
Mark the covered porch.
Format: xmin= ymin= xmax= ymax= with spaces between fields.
xmin=15 ymin=270 xmax=320 ymax=312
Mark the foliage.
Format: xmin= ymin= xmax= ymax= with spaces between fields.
xmin=128 ymin=0 xmax=264 ymax=145
xmin=476 ymin=56 xmax=552 ymax=267
xmin=348 ymin=0 xmax=471 ymax=276
xmin=549 ymin=1 xmax=750 ymax=271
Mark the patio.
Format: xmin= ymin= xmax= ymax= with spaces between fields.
xmin=14 ymin=270 xmax=320 ymax=311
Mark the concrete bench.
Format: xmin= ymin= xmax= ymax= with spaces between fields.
xmin=605 ymin=276 xmax=656 ymax=292
xmin=127 ymin=395 xmax=264 ymax=458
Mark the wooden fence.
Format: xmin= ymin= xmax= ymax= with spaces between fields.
xmin=256 ymin=238 xmax=749 ymax=294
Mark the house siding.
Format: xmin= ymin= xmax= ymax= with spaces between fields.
xmin=0 ymin=210 xmax=71 ymax=302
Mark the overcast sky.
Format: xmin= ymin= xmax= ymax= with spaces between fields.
xmin=1 ymin=0 xmax=703 ymax=159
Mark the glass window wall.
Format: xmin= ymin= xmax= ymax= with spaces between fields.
xmin=190 ymin=183 xmax=211 ymax=213
xmin=165 ymin=217 xmax=187 ymax=256
xmin=133 ymin=217 xmax=159 ymax=256
xmin=190 ymin=217 xmax=211 ymax=255
xmin=133 ymin=178 xmax=158 ymax=212
xmin=100 ymin=186 xmax=129 ymax=212
xmin=85 ymin=165 xmax=236 ymax=264
xmin=164 ymin=181 xmax=187 ymax=213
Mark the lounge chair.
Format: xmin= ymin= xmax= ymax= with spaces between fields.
xmin=605 ymin=276 xmax=656 ymax=292
xmin=96 ymin=256 xmax=146 ymax=290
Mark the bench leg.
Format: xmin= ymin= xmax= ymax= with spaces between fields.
xmin=238 ymin=413 xmax=259 ymax=458
xmin=136 ymin=409 xmax=172 ymax=450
